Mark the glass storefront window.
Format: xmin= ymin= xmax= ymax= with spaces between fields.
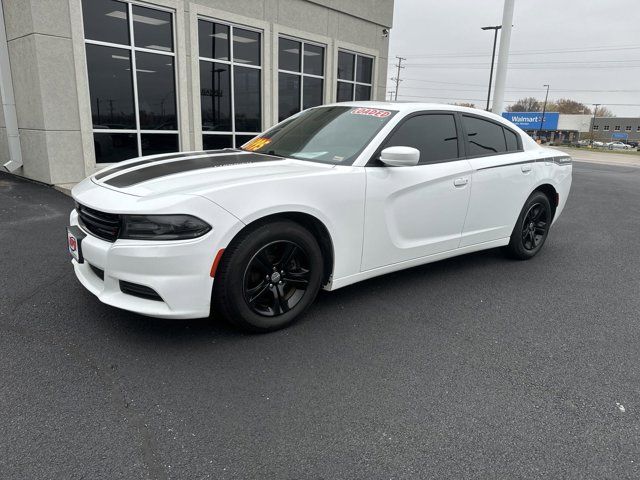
xmin=198 ymin=19 xmax=262 ymax=148
xmin=336 ymin=50 xmax=373 ymax=102
xmin=277 ymin=37 xmax=325 ymax=122
xmin=82 ymin=0 xmax=179 ymax=162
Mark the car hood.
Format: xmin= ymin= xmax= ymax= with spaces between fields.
xmin=88 ymin=150 xmax=335 ymax=197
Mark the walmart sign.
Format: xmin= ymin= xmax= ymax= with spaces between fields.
xmin=502 ymin=112 xmax=559 ymax=130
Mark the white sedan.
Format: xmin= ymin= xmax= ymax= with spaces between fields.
xmin=68 ymin=102 xmax=572 ymax=331
xmin=606 ymin=141 xmax=632 ymax=150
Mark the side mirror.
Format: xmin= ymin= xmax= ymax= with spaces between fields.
xmin=379 ymin=146 xmax=420 ymax=167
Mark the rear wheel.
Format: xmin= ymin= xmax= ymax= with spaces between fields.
xmin=505 ymin=191 xmax=552 ymax=260
xmin=212 ymin=221 xmax=323 ymax=332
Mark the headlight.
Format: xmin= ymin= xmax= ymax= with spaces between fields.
xmin=120 ymin=214 xmax=211 ymax=240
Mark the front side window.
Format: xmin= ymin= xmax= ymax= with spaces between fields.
xmin=82 ymin=0 xmax=178 ymax=163
xmin=198 ymin=19 xmax=262 ymax=149
xmin=242 ymin=106 xmax=396 ymax=165
xmin=382 ymin=114 xmax=459 ymax=164
xmin=278 ymin=37 xmax=325 ymax=122
xmin=337 ymin=51 xmax=373 ymax=102
xmin=462 ymin=115 xmax=507 ymax=156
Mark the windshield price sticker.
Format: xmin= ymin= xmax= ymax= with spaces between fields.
xmin=350 ymin=108 xmax=392 ymax=118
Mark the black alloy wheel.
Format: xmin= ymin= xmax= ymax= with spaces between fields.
xmin=243 ymin=241 xmax=311 ymax=317
xmin=212 ymin=220 xmax=323 ymax=332
xmin=506 ymin=191 xmax=552 ymax=260
xmin=521 ymin=203 xmax=548 ymax=251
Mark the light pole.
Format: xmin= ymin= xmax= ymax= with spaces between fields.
xmin=539 ymin=84 xmax=550 ymax=142
xmin=481 ymin=25 xmax=501 ymax=111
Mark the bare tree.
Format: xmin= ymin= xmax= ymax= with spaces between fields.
xmin=506 ymin=97 xmax=541 ymax=112
xmin=451 ymin=102 xmax=477 ymax=108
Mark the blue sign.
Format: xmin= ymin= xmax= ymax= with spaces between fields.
xmin=611 ymin=132 xmax=628 ymax=140
xmin=502 ymin=112 xmax=559 ymax=130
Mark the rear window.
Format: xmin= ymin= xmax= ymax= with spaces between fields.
xmin=504 ymin=128 xmax=520 ymax=151
xmin=463 ymin=115 xmax=507 ymax=156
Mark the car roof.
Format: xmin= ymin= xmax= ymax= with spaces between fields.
xmin=322 ymin=100 xmax=511 ymax=124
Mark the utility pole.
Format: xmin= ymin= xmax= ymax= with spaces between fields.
xmin=539 ymin=84 xmax=550 ymax=142
xmin=391 ymin=56 xmax=406 ymax=101
xmin=590 ymin=103 xmax=600 ymax=145
xmin=481 ymin=25 xmax=501 ymax=111
xmin=491 ymin=0 xmax=515 ymax=114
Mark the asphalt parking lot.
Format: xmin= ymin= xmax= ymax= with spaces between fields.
xmin=1 ymin=160 xmax=639 ymax=480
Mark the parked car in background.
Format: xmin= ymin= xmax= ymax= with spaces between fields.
xmin=626 ymin=141 xmax=638 ymax=148
xmin=606 ymin=141 xmax=632 ymax=150
xmin=592 ymin=141 xmax=605 ymax=148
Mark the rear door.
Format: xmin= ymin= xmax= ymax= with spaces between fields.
xmin=459 ymin=114 xmax=537 ymax=247
xmin=361 ymin=112 xmax=473 ymax=271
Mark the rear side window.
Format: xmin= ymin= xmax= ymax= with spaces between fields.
xmin=504 ymin=128 xmax=520 ymax=151
xmin=463 ymin=115 xmax=507 ymax=156
xmin=382 ymin=114 xmax=459 ymax=165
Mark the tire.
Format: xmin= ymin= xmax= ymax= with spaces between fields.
xmin=505 ymin=191 xmax=552 ymax=260
xmin=212 ymin=220 xmax=324 ymax=332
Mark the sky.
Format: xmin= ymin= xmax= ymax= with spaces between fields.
xmin=387 ymin=0 xmax=640 ymax=116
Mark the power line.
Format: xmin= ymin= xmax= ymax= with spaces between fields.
xmin=400 ymin=44 xmax=640 ymax=59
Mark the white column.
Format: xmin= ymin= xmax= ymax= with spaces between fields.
xmin=491 ymin=0 xmax=515 ymax=115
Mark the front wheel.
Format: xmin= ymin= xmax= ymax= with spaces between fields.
xmin=505 ymin=191 xmax=552 ymax=260
xmin=212 ymin=221 xmax=324 ymax=332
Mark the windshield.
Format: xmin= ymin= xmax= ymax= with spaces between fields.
xmin=241 ymin=106 xmax=397 ymax=165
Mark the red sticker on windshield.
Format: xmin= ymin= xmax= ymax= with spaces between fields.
xmin=350 ymin=108 xmax=392 ymax=118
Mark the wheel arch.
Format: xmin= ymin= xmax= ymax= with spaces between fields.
xmin=223 ymin=211 xmax=335 ymax=286
xmin=532 ymin=183 xmax=558 ymax=220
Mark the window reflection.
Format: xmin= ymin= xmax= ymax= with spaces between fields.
xmin=86 ymin=44 xmax=136 ymax=129
xmin=141 ymin=133 xmax=179 ymax=156
xmin=279 ymin=72 xmax=300 ymax=122
xmin=233 ymin=28 xmax=260 ymax=66
xmin=337 ymin=81 xmax=353 ymax=102
xmin=303 ymin=77 xmax=323 ymax=109
xmin=234 ymin=66 xmax=261 ymax=131
xmin=82 ymin=0 xmax=130 ymax=45
xmin=132 ymin=5 xmax=173 ymax=52
xmin=303 ymin=44 xmax=323 ymax=76
xmin=338 ymin=51 xmax=355 ymax=80
xmin=279 ymin=38 xmax=300 ymax=72
xmin=136 ymin=52 xmax=177 ymax=130
xmin=94 ymin=132 xmax=137 ymax=163
xmin=84 ymin=0 xmax=179 ymax=162
xmin=202 ymin=134 xmax=233 ymax=150
xmin=355 ymin=85 xmax=371 ymax=101
xmin=200 ymin=62 xmax=232 ymax=132
xmin=198 ymin=20 xmax=229 ymax=60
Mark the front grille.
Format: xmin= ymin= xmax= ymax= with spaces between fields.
xmin=119 ymin=281 xmax=163 ymax=302
xmin=77 ymin=204 xmax=121 ymax=242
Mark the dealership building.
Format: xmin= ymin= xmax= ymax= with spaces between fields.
xmin=0 ymin=0 xmax=393 ymax=186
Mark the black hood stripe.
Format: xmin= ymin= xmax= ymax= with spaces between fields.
xmin=104 ymin=152 xmax=282 ymax=188
xmin=95 ymin=149 xmax=237 ymax=180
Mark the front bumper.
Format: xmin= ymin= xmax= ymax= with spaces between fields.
xmin=69 ymin=202 xmax=239 ymax=319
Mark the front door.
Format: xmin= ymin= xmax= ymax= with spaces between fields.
xmin=361 ymin=113 xmax=473 ymax=271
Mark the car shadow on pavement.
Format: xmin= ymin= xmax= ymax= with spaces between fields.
xmin=98 ymin=246 xmax=511 ymax=342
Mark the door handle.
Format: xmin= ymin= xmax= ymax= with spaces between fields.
xmin=453 ymin=177 xmax=469 ymax=187
xmin=521 ymin=164 xmax=532 ymax=173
